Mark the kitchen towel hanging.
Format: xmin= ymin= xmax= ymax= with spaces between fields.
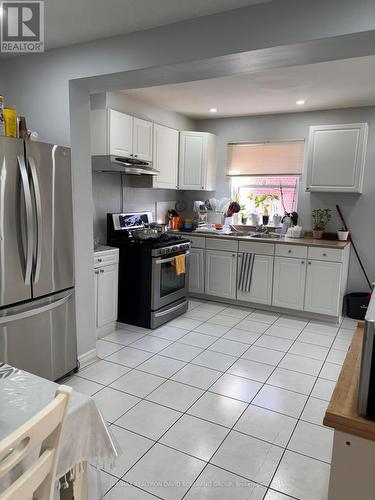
xmin=238 ymin=253 xmax=255 ymax=292
xmin=173 ymin=254 xmax=186 ymax=275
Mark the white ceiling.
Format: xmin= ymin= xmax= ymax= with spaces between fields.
xmin=44 ymin=0 xmax=269 ymax=50
xmin=121 ymin=56 xmax=375 ymax=118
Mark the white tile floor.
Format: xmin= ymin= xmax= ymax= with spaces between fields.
xmin=65 ymin=299 xmax=358 ymax=500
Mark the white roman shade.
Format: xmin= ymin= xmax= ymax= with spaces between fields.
xmin=227 ymin=140 xmax=304 ymax=176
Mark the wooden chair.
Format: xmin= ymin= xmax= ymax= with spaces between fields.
xmin=0 ymin=385 xmax=72 ymax=500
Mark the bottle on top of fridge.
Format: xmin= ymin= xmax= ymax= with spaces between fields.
xmin=0 ymin=96 xmax=5 ymax=136
xmin=4 ymin=106 xmax=17 ymax=137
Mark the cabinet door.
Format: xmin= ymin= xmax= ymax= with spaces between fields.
xmin=237 ymin=254 xmax=273 ymax=305
xmin=97 ymin=264 xmax=118 ymax=328
xmin=304 ymin=260 xmax=342 ymax=316
xmin=272 ymin=257 xmax=306 ymax=310
xmin=153 ymin=124 xmax=179 ymax=189
xmin=179 ymin=132 xmax=205 ymax=190
xmin=306 ymin=123 xmax=368 ymax=193
xmin=133 ymin=117 xmax=153 ymax=161
xmin=94 ymin=270 xmax=99 ymax=329
xmin=205 ymin=250 xmax=237 ymax=299
xmin=108 ymin=109 xmax=133 ymax=157
xmin=189 ymin=248 xmax=205 ymax=294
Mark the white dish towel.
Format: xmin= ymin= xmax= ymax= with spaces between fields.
xmin=238 ymin=253 xmax=255 ymax=292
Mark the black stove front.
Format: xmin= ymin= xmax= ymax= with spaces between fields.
xmin=107 ymin=213 xmax=190 ymax=329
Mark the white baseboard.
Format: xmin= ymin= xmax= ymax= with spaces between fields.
xmin=78 ymin=348 xmax=97 ymax=369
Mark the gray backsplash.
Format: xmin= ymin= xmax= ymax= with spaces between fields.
xmin=92 ymin=173 xmax=215 ymax=244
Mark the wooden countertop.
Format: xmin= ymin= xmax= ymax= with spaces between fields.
xmin=173 ymin=231 xmax=350 ymax=249
xmin=323 ymin=324 xmax=375 ymax=441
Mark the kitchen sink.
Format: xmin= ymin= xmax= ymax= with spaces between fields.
xmin=250 ymin=233 xmax=281 ymax=239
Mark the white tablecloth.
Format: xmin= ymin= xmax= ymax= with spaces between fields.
xmin=0 ymin=363 xmax=119 ymax=496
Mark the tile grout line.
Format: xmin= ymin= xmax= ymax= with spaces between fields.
xmin=85 ymin=300 xmax=348 ymax=499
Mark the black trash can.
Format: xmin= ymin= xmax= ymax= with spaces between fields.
xmin=345 ymin=292 xmax=371 ymax=320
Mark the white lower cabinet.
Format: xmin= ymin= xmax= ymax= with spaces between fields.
xmin=272 ymin=256 xmax=306 ymax=311
xmin=205 ymin=249 xmax=237 ymax=299
xmin=189 ymin=248 xmax=205 ymax=294
xmin=237 ymin=254 xmax=273 ymax=305
xmin=304 ymin=260 xmax=342 ymax=316
xmin=94 ymin=248 xmax=119 ymax=337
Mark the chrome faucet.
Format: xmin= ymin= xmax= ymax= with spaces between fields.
xmin=255 ymin=223 xmax=268 ymax=233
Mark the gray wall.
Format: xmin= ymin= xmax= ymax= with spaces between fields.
xmin=2 ymin=0 xmax=374 ymax=146
xmin=197 ymin=106 xmax=375 ymax=292
xmin=91 ymin=92 xmax=195 ymax=243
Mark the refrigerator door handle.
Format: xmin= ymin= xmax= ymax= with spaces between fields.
xmin=18 ymin=155 xmax=34 ymax=286
xmin=27 ymin=155 xmax=42 ymax=283
xmin=0 ymin=292 xmax=72 ymax=324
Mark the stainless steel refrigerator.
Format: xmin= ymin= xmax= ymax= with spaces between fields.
xmin=0 ymin=137 xmax=77 ymax=381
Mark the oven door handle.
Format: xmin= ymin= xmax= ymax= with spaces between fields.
xmin=155 ymin=251 xmax=189 ymax=265
xmin=154 ymin=301 xmax=188 ymax=318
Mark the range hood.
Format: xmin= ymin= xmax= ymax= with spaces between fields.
xmin=92 ymin=155 xmax=159 ymax=175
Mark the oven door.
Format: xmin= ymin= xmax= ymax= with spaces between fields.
xmin=151 ymin=251 xmax=190 ymax=310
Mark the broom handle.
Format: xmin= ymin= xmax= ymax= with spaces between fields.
xmin=336 ymin=205 xmax=372 ymax=290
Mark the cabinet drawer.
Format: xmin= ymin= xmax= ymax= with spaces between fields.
xmin=239 ymin=241 xmax=274 ymax=256
xmin=206 ymin=237 xmax=238 ymax=252
xmin=276 ymin=244 xmax=307 ymax=259
xmin=94 ymin=249 xmax=119 ymax=268
xmin=308 ymin=247 xmax=343 ymax=262
xmin=188 ymin=235 xmax=206 ymax=249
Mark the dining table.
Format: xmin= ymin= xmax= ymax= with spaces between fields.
xmin=0 ymin=363 xmax=120 ymax=499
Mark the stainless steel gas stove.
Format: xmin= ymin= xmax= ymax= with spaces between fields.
xmin=107 ymin=212 xmax=191 ymax=328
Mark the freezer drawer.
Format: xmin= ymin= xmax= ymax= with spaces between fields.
xmin=0 ymin=289 xmax=77 ymax=381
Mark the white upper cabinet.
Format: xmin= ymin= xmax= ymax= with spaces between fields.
xmin=153 ymin=124 xmax=179 ymax=189
xmin=90 ymin=109 xmax=153 ymax=160
xmin=306 ymin=123 xmax=368 ymax=193
xmin=108 ymin=109 xmax=133 ymax=157
xmin=133 ymin=117 xmax=153 ymax=161
xmin=179 ymin=131 xmax=216 ymax=190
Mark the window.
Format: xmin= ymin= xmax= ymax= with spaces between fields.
xmin=227 ymin=140 xmax=303 ymax=220
xmin=231 ymin=176 xmax=299 ymax=218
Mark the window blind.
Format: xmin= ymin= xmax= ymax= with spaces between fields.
xmin=227 ymin=140 xmax=304 ymax=176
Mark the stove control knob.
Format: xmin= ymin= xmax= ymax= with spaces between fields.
xmin=172 ymin=246 xmax=178 ymax=251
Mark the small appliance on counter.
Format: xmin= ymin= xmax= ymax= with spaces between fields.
xmin=107 ymin=212 xmax=191 ymax=329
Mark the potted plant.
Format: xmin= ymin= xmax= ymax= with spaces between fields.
xmin=337 ymin=226 xmax=349 ymax=241
xmin=239 ymin=205 xmax=248 ymax=225
xmin=254 ymin=194 xmax=279 ymax=226
xmin=312 ymin=208 xmax=331 ymax=239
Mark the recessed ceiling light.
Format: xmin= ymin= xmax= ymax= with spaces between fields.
xmin=296 ymin=100 xmax=305 ymax=105
xmin=209 ymin=108 xmax=217 ymax=113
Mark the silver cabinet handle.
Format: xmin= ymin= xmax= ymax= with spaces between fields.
xmin=232 ymin=254 xmax=236 ymax=257
xmin=308 ymin=261 xmax=312 ymax=265
xmin=134 ymin=154 xmax=138 ymax=158
xmin=100 ymin=269 xmax=104 ymax=273
xmin=95 ymin=270 xmax=99 ymax=274
xmin=97 ymin=258 xmax=102 ymax=262
xmin=301 ymin=261 xmax=305 ymax=264
xmin=288 ymin=249 xmax=292 ymax=253
xmin=28 ymin=156 xmax=42 ymax=284
xmin=323 ymin=253 xmax=327 ymax=257
xmin=18 ymin=155 xmax=34 ymax=286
